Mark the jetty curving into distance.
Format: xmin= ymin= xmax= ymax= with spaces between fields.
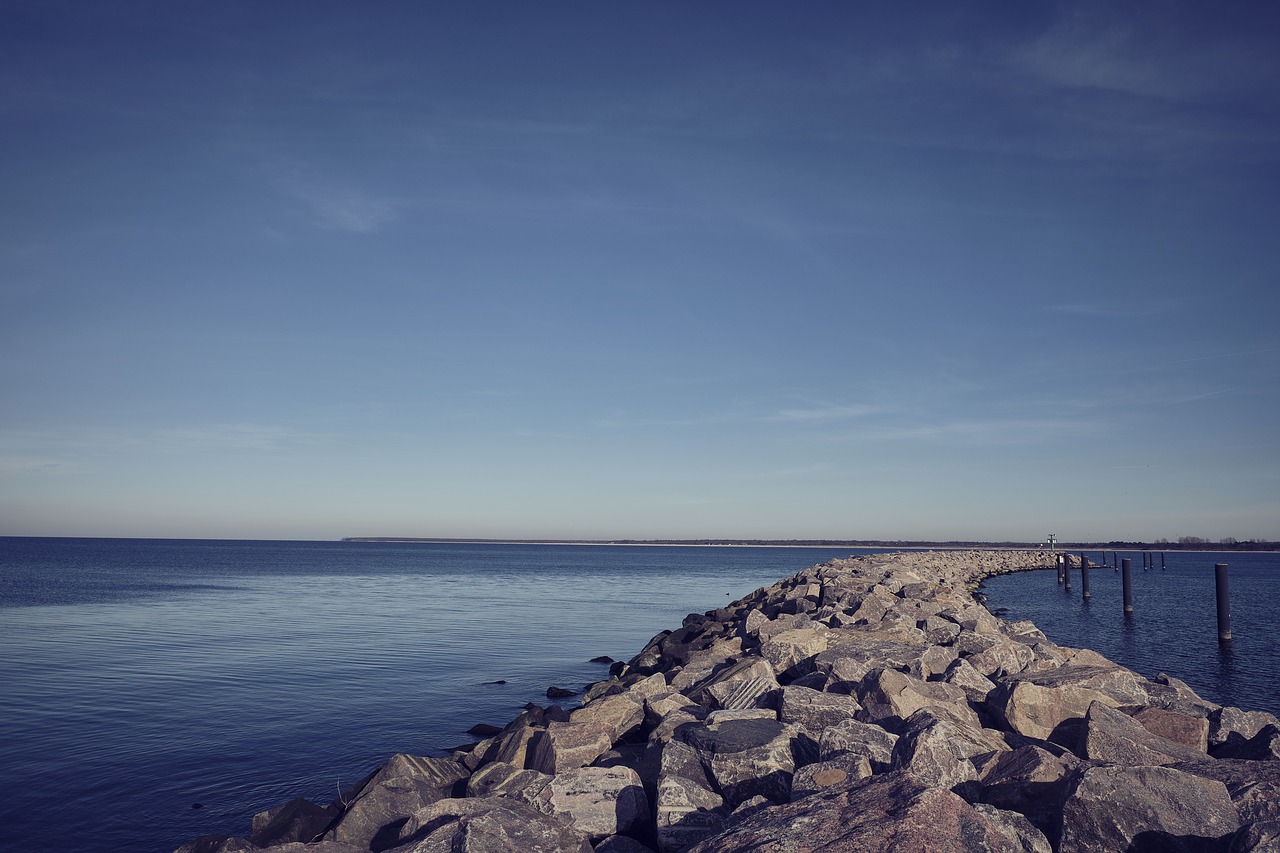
xmin=177 ymin=550 xmax=1280 ymax=853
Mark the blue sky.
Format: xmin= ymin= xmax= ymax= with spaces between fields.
xmin=2 ymin=1 xmax=1278 ymax=542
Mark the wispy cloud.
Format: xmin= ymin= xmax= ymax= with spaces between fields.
xmin=1160 ymin=388 xmax=1235 ymax=406
xmin=277 ymin=174 xmax=401 ymax=233
xmin=0 ymin=424 xmax=326 ymax=456
xmin=768 ymin=403 xmax=886 ymax=422
xmin=1045 ymin=300 xmax=1183 ymax=319
xmin=0 ymin=455 xmax=71 ymax=476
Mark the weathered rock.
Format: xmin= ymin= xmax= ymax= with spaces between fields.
xmin=988 ymin=678 xmax=1118 ymax=742
xmin=815 ymin=633 xmax=931 ymax=686
xmin=1216 ymin=724 xmax=1280 ymax=761
xmin=788 ymin=756 xmax=872 ymax=799
xmin=688 ymin=656 xmax=777 ymax=709
xmin=890 ymin=708 xmax=1009 ymax=788
xmin=326 ymin=754 xmax=468 ymax=851
xmin=776 ymin=684 xmax=861 ymax=745
xmin=1212 ymin=707 xmax=1280 ymax=750
xmin=464 ymin=760 xmax=552 ymax=801
xmin=569 ymin=692 xmax=645 ymax=743
xmin=855 ymin=667 xmax=979 ymax=731
xmin=263 ymin=842 xmax=365 ymax=853
xmin=1058 ymin=764 xmax=1240 ymax=853
xmin=529 ymin=766 xmax=648 ymax=840
xmin=976 ymin=744 xmax=1081 ymax=839
xmin=680 ymin=717 xmax=797 ymax=807
xmin=1230 ymin=821 xmax=1280 ymax=853
xmin=1127 ymin=704 xmax=1210 ymax=752
xmin=1173 ymin=759 xmax=1280 ymax=824
xmin=394 ymin=797 xmax=593 ymax=853
xmin=655 ymin=739 xmax=726 ymax=853
xmin=250 ymin=796 xmax=337 ymax=846
xmin=817 ymin=716 xmax=899 ymax=771
xmin=759 ymin=626 xmax=829 ymax=679
xmin=1079 ymin=700 xmax=1209 ymax=765
xmin=942 ymin=656 xmax=998 ymax=702
xmin=971 ymin=803 xmax=1053 ymax=853
xmin=526 ymin=722 xmax=615 ymax=774
xmin=686 ymin=770 xmax=1028 ymax=852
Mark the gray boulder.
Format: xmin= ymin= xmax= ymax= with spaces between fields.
xmin=655 ymin=738 xmax=726 ymax=853
xmin=685 ymin=770 xmax=1028 ymax=852
xmin=680 ymin=716 xmax=797 ymax=807
xmin=325 ymin=754 xmax=468 ymax=852
xmin=250 ymin=796 xmax=337 ymax=846
xmin=1058 ymin=764 xmax=1240 ymax=853
xmin=1079 ymin=700 xmax=1208 ymax=765
xmin=392 ymin=797 xmax=592 ymax=853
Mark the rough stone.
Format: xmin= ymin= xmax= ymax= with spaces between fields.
xmin=526 ymin=722 xmax=615 ymax=774
xmin=1230 ymin=821 xmax=1280 ymax=853
xmin=685 ymin=770 xmax=1028 ymax=852
xmin=569 ymin=693 xmax=645 ymax=744
xmin=529 ymin=766 xmax=648 ymax=840
xmin=1212 ymin=707 xmax=1280 ymax=750
xmin=325 ymin=754 xmax=468 ymax=851
xmin=655 ymin=739 xmax=725 ymax=853
xmin=758 ymin=626 xmax=829 ymax=679
xmin=680 ymin=717 xmax=797 ymax=808
xmin=394 ymin=797 xmax=593 ymax=853
xmin=817 ymin=716 xmax=899 ymax=771
xmin=890 ymin=708 xmax=1008 ymax=789
xmin=1058 ymin=764 xmax=1241 ymax=853
xmin=1128 ymin=704 xmax=1210 ymax=752
xmin=976 ymin=744 xmax=1081 ymax=840
xmin=1078 ymin=700 xmax=1207 ymax=765
xmin=776 ymin=684 xmax=861 ymax=744
xmin=250 ymin=796 xmax=337 ymax=847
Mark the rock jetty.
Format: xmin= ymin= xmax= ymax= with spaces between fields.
xmin=177 ymin=550 xmax=1280 ymax=853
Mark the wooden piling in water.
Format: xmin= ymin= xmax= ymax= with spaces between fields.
xmin=1122 ymin=558 xmax=1134 ymax=614
xmin=1216 ymin=563 xmax=1232 ymax=643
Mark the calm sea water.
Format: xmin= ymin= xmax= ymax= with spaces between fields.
xmin=979 ymin=551 xmax=1280 ymax=718
xmin=0 ymin=538 xmax=874 ymax=853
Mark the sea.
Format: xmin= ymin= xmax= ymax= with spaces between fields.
xmin=1 ymin=539 xmax=1276 ymax=853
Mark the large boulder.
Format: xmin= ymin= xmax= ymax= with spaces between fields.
xmin=529 ymin=766 xmax=649 ymax=841
xmin=526 ymin=722 xmax=615 ymax=774
xmin=685 ymin=770 xmax=1028 ymax=852
xmin=1058 ymin=764 xmax=1240 ymax=853
xmin=568 ymin=693 xmax=645 ymax=744
xmin=250 ymin=796 xmax=337 ymax=846
xmin=1079 ymin=701 xmax=1208 ymax=765
xmin=975 ymin=744 xmax=1081 ymax=840
xmin=818 ymin=717 xmax=899 ymax=772
xmin=655 ymin=738 xmax=726 ymax=853
xmin=776 ymin=684 xmax=861 ymax=745
xmin=325 ymin=754 xmax=468 ymax=851
xmin=394 ymin=797 xmax=593 ymax=853
xmin=890 ymin=709 xmax=1009 ymax=789
xmin=680 ymin=717 xmax=798 ymax=808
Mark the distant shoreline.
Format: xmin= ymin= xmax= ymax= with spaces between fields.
xmin=341 ymin=536 xmax=1280 ymax=552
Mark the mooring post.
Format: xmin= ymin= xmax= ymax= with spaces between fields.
xmin=1122 ymin=558 xmax=1134 ymax=614
xmin=1216 ymin=563 xmax=1232 ymax=643
xmin=1161 ymin=552 xmax=1166 ymax=570
xmin=1057 ymin=555 xmax=1064 ymax=584
xmin=1113 ymin=551 xmax=1119 ymax=572
xmin=1081 ymin=554 xmax=1091 ymax=600
xmin=1064 ymin=554 xmax=1072 ymax=591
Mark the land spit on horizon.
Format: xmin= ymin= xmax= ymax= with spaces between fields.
xmin=178 ymin=550 xmax=1280 ymax=853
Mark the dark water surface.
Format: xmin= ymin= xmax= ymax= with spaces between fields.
xmin=0 ymin=538 xmax=874 ymax=853
xmin=979 ymin=551 xmax=1280 ymax=717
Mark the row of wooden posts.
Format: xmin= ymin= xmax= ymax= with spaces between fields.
xmin=1054 ymin=552 xmax=1232 ymax=643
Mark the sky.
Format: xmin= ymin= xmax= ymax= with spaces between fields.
xmin=2 ymin=1 xmax=1278 ymax=543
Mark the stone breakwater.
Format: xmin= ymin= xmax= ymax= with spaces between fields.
xmin=178 ymin=550 xmax=1280 ymax=853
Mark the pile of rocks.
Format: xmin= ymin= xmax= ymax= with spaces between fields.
xmin=178 ymin=550 xmax=1280 ymax=853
